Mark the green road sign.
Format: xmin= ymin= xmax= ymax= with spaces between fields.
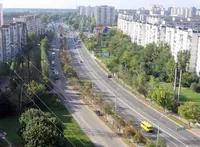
xmin=176 ymin=126 xmax=188 ymax=131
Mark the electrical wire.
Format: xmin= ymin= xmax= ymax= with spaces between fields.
xmin=7 ymin=62 xmax=88 ymax=147
xmin=12 ymin=78 xmax=76 ymax=147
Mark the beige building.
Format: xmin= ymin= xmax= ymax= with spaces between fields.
xmin=13 ymin=14 xmax=45 ymax=35
xmin=94 ymin=5 xmax=115 ymax=26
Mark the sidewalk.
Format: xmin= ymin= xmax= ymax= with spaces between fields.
xmin=85 ymin=43 xmax=200 ymax=139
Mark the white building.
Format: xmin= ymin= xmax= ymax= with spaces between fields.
xmin=118 ymin=14 xmax=200 ymax=75
xmin=13 ymin=14 xmax=45 ymax=35
xmin=1 ymin=25 xmax=11 ymax=62
xmin=94 ymin=5 xmax=115 ymax=26
xmin=0 ymin=3 xmax=3 ymax=26
xmin=78 ymin=6 xmax=94 ymax=18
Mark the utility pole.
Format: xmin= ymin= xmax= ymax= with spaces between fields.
xmin=177 ymin=69 xmax=182 ymax=103
xmin=173 ymin=62 xmax=178 ymax=100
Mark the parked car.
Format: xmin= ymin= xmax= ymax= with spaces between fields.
xmin=107 ymin=75 xmax=112 ymax=78
xmin=95 ymin=110 xmax=103 ymax=116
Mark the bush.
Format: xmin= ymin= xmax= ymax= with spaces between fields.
xmin=190 ymin=82 xmax=197 ymax=91
xmin=190 ymin=82 xmax=200 ymax=93
xmin=133 ymin=131 xmax=143 ymax=144
xmin=123 ymin=126 xmax=135 ymax=138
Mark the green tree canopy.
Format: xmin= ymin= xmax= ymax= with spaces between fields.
xmin=19 ymin=108 xmax=64 ymax=147
xmin=151 ymin=87 xmax=174 ymax=110
xmin=178 ymin=102 xmax=200 ymax=123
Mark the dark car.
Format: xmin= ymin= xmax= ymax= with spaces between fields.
xmin=108 ymin=75 xmax=112 ymax=78
xmin=80 ymin=60 xmax=83 ymax=63
xmin=95 ymin=110 xmax=103 ymax=116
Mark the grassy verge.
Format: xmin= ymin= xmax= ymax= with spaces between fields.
xmin=160 ymin=82 xmax=200 ymax=106
xmin=39 ymin=93 xmax=95 ymax=147
xmin=0 ymin=116 xmax=23 ymax=147
xmin=95 ymin=56 xmax=190 ymax=127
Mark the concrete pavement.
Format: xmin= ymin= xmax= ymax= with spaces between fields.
xmin=67 ymin=31 xmax=200 ymax=147
xmin=50 ymin=34 xmax=127 ymax=147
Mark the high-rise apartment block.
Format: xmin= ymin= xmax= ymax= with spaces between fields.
xmin=13 ymin=14 xmax=45 ymax=35
xmin=78 ymin=6 xmax=94 ymax=18
xmin=94 ymin=5 xmax=115 ymax=26
xmin=118 ymin=13 xmax=200 ymax=76
xmin=0 ymin=3 xmax=3 ymax=26
xmin=170 ymin=7 xmax=196 ymax=18
xmin=0 ymin=14 xmax=46 ymax=62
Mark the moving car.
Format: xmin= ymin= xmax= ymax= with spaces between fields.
xmin=140 ymin=121 xmax=153 ymax=132
xmin=54 ymin=71 xmax=59 ymax=80
xmin=80 ymin=60 xmax=83 ymax=63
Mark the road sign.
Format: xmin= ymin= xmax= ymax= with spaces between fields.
xmin=102 ymin=52 xmax=109 ymax=57
xmin=176 ymin=126 xmax=188 ymax=131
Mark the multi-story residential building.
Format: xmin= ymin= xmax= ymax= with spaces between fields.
xmin=0 ymin=22 xmax=25 ymax=62
xmin=170 ymin=7 xmax=197 ymax=18
xmin=1 ymin=25 xmax=11 ymax=62
xmin=118 ymin=14 xmax=200 ymax=75
xmin=78 ymin=6 xmax=94 ymax=17
xmin=94 ymin=5 xmax=115 ymax=26
xmin=13 ymin=14 xmax=45 ymax=35
xmin=0 ymin=3 xmax=3 ymax=26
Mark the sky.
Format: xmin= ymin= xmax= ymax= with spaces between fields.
xmin=1 ymin=0 xmax=200 ymax=9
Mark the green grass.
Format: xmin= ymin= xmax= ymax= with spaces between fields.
xmin=160 ymin=82 xmax=200 ymax=106
xmin=0 ymin=93 xmax=95 ymax=147
xmin=39 ymin=94 xmax=95 ymax=147
xmin=0 ymin=115 xmax=23 ymax=146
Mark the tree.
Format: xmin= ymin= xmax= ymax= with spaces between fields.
xmin=178 ymin=102 xmax=200 ymax=124
xmin=145 ymin=141 xmax=156 ymax=147
xmin=133 ymin=131 xmax=143 ymax=144
xmin=156 ymin=138 xmax=167 ymax=147
xmin=151 ymin=87 xmax=174 ymax=110
xmin=123 ymin=126 xmax=135 ymax=138
xmin=0 ymin=91 xmax=11 ymax=117
xmin=41 ymin=37 xmax=51 ymax=52
xmin=165 ymin=58 xmax=175 ymax=83
xmin=133 ymin=72 xmax=148 ymax=96
xmin=40 ymin=15 xmax=48 ymax=23
xmin=0 ymin=62 xmax=10 ymax=76
xmin=27 ymin=80 xmax=46 ymax=97
xmin=103 ymin=103 xmax=114 ymax=115
xmin=177 ymin=50 xmax=191 ymax=72
xmin=19 ymin=109 xmax=64 ymax=147
xmin=147 ymin=76 xmax=159 ymax=98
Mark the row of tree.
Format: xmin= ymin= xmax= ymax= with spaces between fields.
xmin=80 ymin=29 xmax=200 ymax=124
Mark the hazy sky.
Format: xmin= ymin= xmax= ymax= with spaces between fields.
xmin=1 ymin=0 xmax=200 ymax=9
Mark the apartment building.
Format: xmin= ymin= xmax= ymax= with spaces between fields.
xmin=1 ymin=25 xmax=11 ymax=62
xmin=170 ymin=7 xmax=196 ymax=18
xmin=78 ymin=6 xmax=94 ymax=18
xmin=94 ymin=5 xmax=115 ymax=26
xmin=0 ymin=22 xmax=25 ymax=62
xmin=13 ymin=14 xmax=45 ymax=35
xmin=118 ymin=14 xmax=200 ymax=75
xmin=0 ymin=3 xmax=3 ymax=26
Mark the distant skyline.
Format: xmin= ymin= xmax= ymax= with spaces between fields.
xmin=1 ymin=0 xmax=200 ymax=9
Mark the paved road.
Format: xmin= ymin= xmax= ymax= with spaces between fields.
xmin=67 ymin=31 xmax=200 ymax=147
xmin=50 ymin=34 xmax=127 ymax=147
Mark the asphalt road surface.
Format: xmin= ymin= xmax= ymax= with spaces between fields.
xmin=49 ymin=34 xmax=127 ymax=147
xmin=67 ymin=31 xmax=200 ymax=147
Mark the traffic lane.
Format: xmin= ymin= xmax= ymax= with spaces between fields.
xmin=54 ymin=37 xmax=127 ymax=147
xmin=74 ymin=41 xmax=200 ymax=146
xmin=69 ymin=48 xmax=185 ymax=147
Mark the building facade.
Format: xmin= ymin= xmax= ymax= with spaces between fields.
xmin=0 ymin=3 xmax=3 ymax=26
xmin=118 ymin=14 xmax=200 ymax=75
xmin=78 ymin=6 xmax=94 ymax=18
xmin=13 ymin=14 xmax=45 ymax=35
xmin=94 ymin=5 xmax=115 ymax=26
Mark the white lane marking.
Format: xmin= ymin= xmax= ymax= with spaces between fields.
xmin=60 ymin=89 xmax=107 ymax=147
xmin=73 ymin=38 xmax=189 ymax=147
